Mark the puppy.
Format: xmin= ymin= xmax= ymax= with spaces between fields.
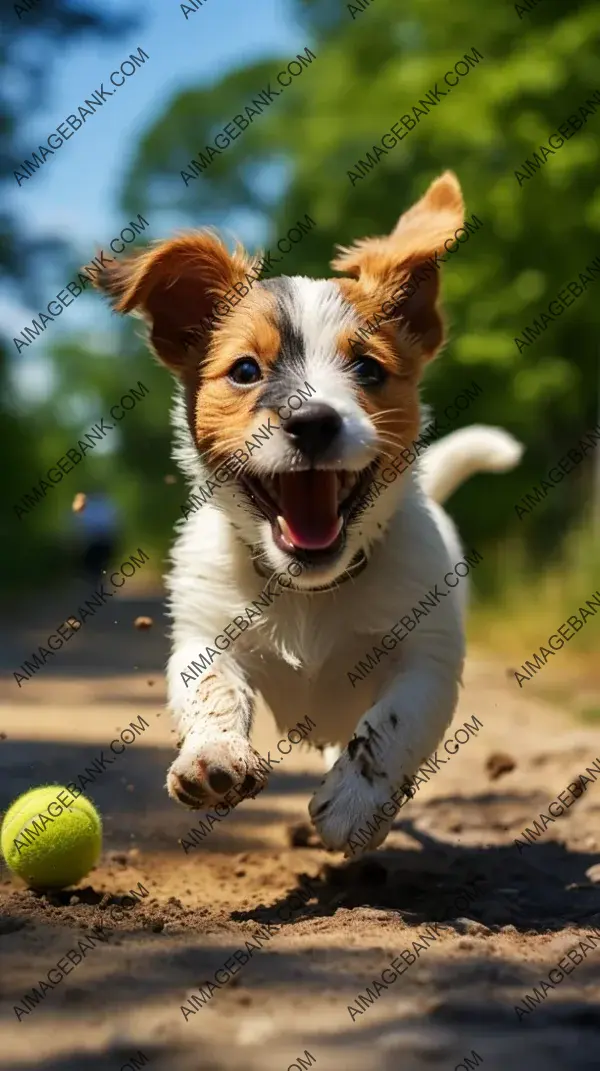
xmin=96 ymin=171 xmax=521 ymax=854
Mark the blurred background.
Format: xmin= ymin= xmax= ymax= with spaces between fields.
xmin=1 ymin=8 xmax=600 ymax=1066
xmin=2 ymin=0 xmax=599 ymax=672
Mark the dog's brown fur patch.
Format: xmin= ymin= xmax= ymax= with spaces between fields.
xmin=331 ymin=171 xmax=465 ymax=463
xmin=93 ymin=231 xmax=286 ymax=463
xmin=195 ymin=286 xmax=284 ymax=464
xmin=335 ymin=317 xmax=422 ymax=459
xmin=93 ymin=230 xmax=262 ymax=374
xmin=94 ymin=171 xmax=465 ymax=477
xmin=331 ymin=171 xmax=464 ymax=361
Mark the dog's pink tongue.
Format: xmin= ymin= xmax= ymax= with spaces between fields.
xmin=278 ymin=471 xmax=341 ymax=550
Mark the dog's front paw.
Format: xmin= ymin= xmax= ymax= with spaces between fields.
xmin=167 ymin=731 xmax=268 ymax=810
xmin=308 ymin=748 xmax=396 ymax=856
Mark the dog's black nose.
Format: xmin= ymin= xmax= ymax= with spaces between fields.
xmin=176 ymin=774 xmax=206 ymax=800
xmin=281 ymin=402 xmax=342 ymax=460
xmin=207 ymin=767 xmax=235 ymax=794
xmin=241 ymin=773 xmax=258 ymax=794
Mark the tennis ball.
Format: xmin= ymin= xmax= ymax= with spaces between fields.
xmin=1 ymin=786 xmax=102 ymax=890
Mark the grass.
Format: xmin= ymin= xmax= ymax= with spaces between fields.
xmin=579 ymin=706 xmax=600 ymax=724
xmin=469 ymin=523 xmax=599 ymax=698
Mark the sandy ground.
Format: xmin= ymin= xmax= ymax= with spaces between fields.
xmin=1 ymin=591 xmax=600 ymax=1071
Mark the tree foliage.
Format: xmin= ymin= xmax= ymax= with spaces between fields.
xmin=2 ymin=0 xmax=137 ymax=588
xmin=5 ymin=0 xmax=599 ymax=590
xmin=121 ymin=0 xmax=600 ymax=572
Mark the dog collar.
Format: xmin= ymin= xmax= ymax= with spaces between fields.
xmin=251 ymin=546 xmax=369 ymax=593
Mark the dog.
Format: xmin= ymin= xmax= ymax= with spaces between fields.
xmin=96 ymin=170 xmax=522 ymax=855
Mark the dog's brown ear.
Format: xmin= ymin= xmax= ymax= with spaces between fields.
xmin=331 ymin=171 xmax=464 ymax=359
xmin=93 ymin=232 xmax=261 ymax=373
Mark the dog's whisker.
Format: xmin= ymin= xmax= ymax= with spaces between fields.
xmin=370 ymin=407 xmax=410 ymax=420
xmin=374 ymin=438 xmax=409 ymax=457
xmin=375 ymin=434 xmax=407 ymax=449
xmin=371 ymin=424 xmax=411 ymax=441
xmin=371 ymin=415 xmax=411 ymax=431
xmin=373 ymin=448 xmax=398 ymax=464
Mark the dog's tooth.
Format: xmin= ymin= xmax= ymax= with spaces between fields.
xmin=276 ymin=516 xmax=296 ymax=550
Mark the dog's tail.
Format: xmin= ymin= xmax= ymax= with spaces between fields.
xmin=419 ymin=425 xmax=523 ymax=506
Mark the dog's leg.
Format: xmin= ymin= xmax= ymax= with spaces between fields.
xmin=308 ymin=643 xmax=463 ymax=855
xmin=165 ymin=639 xmax=266 ymax=809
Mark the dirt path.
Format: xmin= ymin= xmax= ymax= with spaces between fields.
xmin=2 ymin=635 xmax=600 ymax=1071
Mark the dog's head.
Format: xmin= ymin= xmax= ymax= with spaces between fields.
xmin=96 ymin=171 xmax=464 ymax=589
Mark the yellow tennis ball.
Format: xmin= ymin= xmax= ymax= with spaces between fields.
xmin=1 ymin=786 xmax=102 ymax=890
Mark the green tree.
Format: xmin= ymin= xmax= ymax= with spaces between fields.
xmin=1 ymin=1 xmax=137 ymax=589
xmin=121 ymin=0 xmax=600 ymax=582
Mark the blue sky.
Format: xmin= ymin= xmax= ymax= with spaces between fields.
xmin=6 ymin=0 xmax=302 ymax=402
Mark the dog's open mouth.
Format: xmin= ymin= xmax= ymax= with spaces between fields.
xmin=240 ymin=463 xmax=378 ymax=559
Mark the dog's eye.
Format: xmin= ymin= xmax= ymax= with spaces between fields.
xmin=352 ymin=355 xmax=387 ymax=387
xmin=228 ymin=357 xmax=262 ymax=385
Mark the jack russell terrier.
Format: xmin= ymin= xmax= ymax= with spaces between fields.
xmin=96 ymin=171 xmax=521 ymax=854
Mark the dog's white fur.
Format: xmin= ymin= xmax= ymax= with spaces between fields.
xmin=165 ymin=364 xmax=522 ymax=853
xmin=93 ymin=171 xmax=522 ymax=854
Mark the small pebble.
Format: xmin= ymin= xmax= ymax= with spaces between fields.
xmin=134 ymin=616 xmax=153 ymax=630
xmin=485 ymin=751 xmax=516 ymax=781
xmin=453 ymin=917 xmax=490 ymax=936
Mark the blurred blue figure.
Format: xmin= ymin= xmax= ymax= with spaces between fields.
xmin=74 ymin=493 xmax=120 ymax=586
